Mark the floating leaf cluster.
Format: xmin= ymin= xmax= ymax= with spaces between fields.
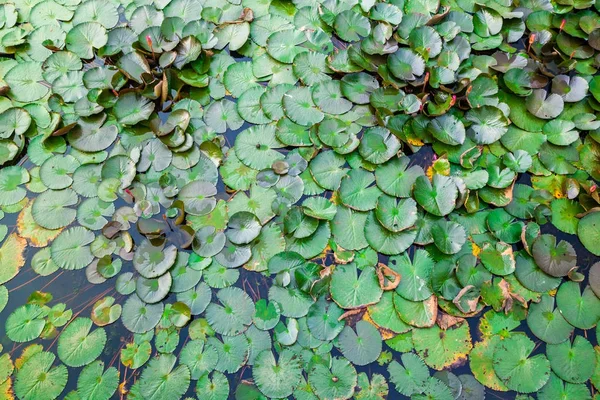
xmin=0 ymin=0 xmax=599 ymax=398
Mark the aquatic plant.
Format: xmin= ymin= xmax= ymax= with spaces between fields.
xmin=0 ymin=0 xmax=599 ymax=398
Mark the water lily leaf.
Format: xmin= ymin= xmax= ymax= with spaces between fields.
xmin=204 ymin=99 xmax=243 ymax=134
xmin=215 ymin=240 xmax=252 ymax=268
xmin=68 ymin=122 xmax=118 ymax=152
xmin=389 ymin=249 xmax=433 ymax=301
xmin=309 ymin=150 xmax=348 ymax=191
xmin=468 ymin=75 xmax=499 ymax=107
xmin=266 ymin=29 xmax=307 ymax=63
xmin=355 ymin=372 xmax=388 ymax=400
xmin=330 ymin=263 xmax=382 ymax=309
xmin=503 ymin=68 xmax=533 ymax=97
xmin=431 ymin=220 xmax=466 ymax=255
xmin=413 ymin=323 xmax=472 ymax=370
xmin=365 ymin=211 xmax=416 ymax=255
xmin=338 ymin=320 xmax=382 ymax=366
xmin=113 ymin=92 xmax=154 ymax=126
xmin=224 ymin=61 xmax=259 ymax=97
xmin=246 ymin=222 xmax=285 ymax=272
xmin=552 ymin=75 xmax=588 ymax=103
xmin=428 ymin=114 xmax=466 ymax=146
xmin=466 ymin=105 xmax=509 ymax=144
xmin=387 ymin=48 xmax=425 ymax=81
xmin=577 ymin=211 xmax=600 ymax=256
xmin=285 ymin=206 xmax=319 ymax=239
xmin=556 ymin=281 xmax=600 ymax=330
xmin=122 ymin=295 xmax=163 ymax=333
xmin=532 ymin=234 xmax=577 ymax=277
xmin=393 ymin=291 xmax=437 ymax=328
xmin=480 ymin=241 xmax=515 ymax=276
xmin=208 ymin=334 xmax=249 ymax=374
xmin=538 ymin=372 xmax=592 ymax=400
xmin=409 ymin=25 xmax=442 ymax=58
xmin=30 ymin=1 xmax=73 ymax=28
xmin=589 ymin=262 xmax=600 ymax=299
xmin=514 ymin=251 xmax=560 ymax=293
xmin=309 ymin=357 xmax=357 ymax=400
xmin=39 ymin=154 xmax=80 ymax=190
xmin=470 ymin=335 xmax=509 ymax=391
xmin=228 ymin=184 xmax=276 ymax=225
xmin=306 ymin=296 xmax=344 ymax=341
xmin=414 ymin=175 xmax=457 ymax=217
xmin=5 ymin=62 xmax=49 ymax=102
xmin=253 ymin=349 xmax=302 ymax=398
xmin=14 ymin=351 xmax=67 ymax=400
xmin=486 ymin=208 xmax=522 ymax=244
xmin=359 ymin=127 xmax=401 ymax=164
xmin=139 ymin=354 xmax=190 ymax=400
xmin=0 ymin=108 xmax=31 ymax=139
xmin=457 ymin=374 xmax=485 ymax=399
xmin=340 ymin=169 xmax=381 ymax=211
xmin=57 ymin=317 xmax=106 ymax=367
xmin=375 ymin=195 xmax=417 ymax=233
xmin=224 ymin=211 xmax=260 ymax=245
xmin=0 ymin=165 xmax=29 ymax=206
xmin=5 ymin=304 xmax=45 ymax=342
xmin=283 ymin=86 xmax=324 ymax=126
xmin=251 ymin=299 xmax=280 ymax=332
xmin=235 ymin=124 xmax=285 ymax=170
xmin=526 ymin=89 xmax=564 ymax=120
xmin=205 ymin=287 xmax=254 ymax=336
xmin=375 ymin=156 xmax=424 ymax=198
xmin=293 ymin=51 xmax=331 ymax=86
xmin=317 ymin=117 xmax=351 ymax=148
xmin=76 ymin=360 xmax=119 ymax=400
xmin=334 ymin=10 xmax=370 ymax=42
xmin=51 ymin=226 xmax=95 ymax=270
xmin=66 ymin=22 xmax=108 ymax=59
xmin=388 ymin=352 xmax=429 ymax=396
xmin=312 ymin=80 xmax=352 ymax=115
xmin=493 ymin=333 xmax=550 ymax=393
xmin=91 ymin=296 xmax=121 ymax=327
xmin=178 ymin=340 xmax=217 ymax=380
xmin=77 ymin=198 xmax=115 ymax=230
xmin=341 ymin=72 xmax=379 ymax=105
xmin=178 ymin=180 xmax=217 ymax=216
xmin=195 ymin=371 xmax=229 ymax=400
xmin=136 ymin=274 xmax=171 ymax=304
xmin=547 ymin=335 xmax=595 ymax=384
xmin=115 ymin=273 xmax=136 ymax=296
xmin=527 ymin=293 xmax=573 ymax=344
xmin=176 ymin=282 xmax=211 ymax=316
xmin=331 ymin=206 xmax=368 ymax=251
xmin=133 ymin=239 xmax=177 ymax=278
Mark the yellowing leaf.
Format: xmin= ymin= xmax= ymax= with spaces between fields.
xmin=0 ymin=234 xmax=27 ymax=284
xmin=17 ymin=201 xmax=62 ymax=247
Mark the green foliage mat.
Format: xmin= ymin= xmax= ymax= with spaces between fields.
xmin=0 ymin=0 xmax=599 ymax=398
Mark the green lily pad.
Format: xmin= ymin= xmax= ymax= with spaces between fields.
xmin=547 ymin=335 xmax=596 ymax=384
xmin=413 ymin=323 xmax=472 ymax=370
xmin=577 ymin=212 xmax=600 ymax=256
xmin=309 ymin=357 xmax=357 ymax=400
xmin=493 ymin=333 xmax=551 ymax=393
xmin=556 ymin=281 xmax=600 ymax=330
xmin=253 ymin=350 xmax=302 ymax=398
xmin=14 ymin=351 xmax=68 ymax=400
xmin=338 ymin=320 xmax=382 ymax=366
xmin=57 ymin=317 xmax=106 ymax=367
